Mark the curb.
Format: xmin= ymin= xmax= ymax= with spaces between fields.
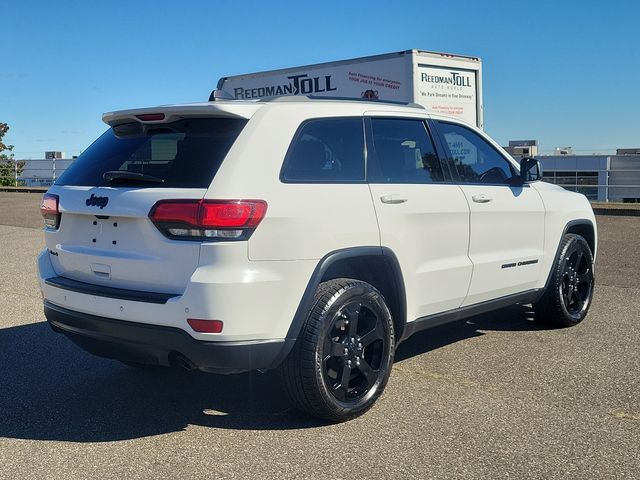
xmin=593 ymin=207 xmax=640 ymax=217
xmin=0 ymin=187 xmax=48 ymax=193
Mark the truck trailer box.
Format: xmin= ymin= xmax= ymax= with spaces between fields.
xmin=213 ymin=49 xmax=483 ymax=128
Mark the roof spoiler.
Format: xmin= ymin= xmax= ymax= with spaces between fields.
xmin=102 ymin=104 xmax=256 ymax=126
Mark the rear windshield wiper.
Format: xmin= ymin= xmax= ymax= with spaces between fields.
xmin=103 ymin=171 xmax=165 ymax=184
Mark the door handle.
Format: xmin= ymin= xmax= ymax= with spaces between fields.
xmin=471 ymin=194 xmax=492 ymax=203
xmin=380 ymin=194 xmax=408 ymax=204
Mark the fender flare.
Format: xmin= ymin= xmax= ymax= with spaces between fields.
xmin=541 ymin=218 xmax=596 ymax=294
xmin=283 ymin=246 xmax=407 ymax=342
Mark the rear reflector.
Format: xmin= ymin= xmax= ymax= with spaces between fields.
xmin=136 ymin=113 xmax=165 ymax=122
xmin=187 ymin=319 xmax=223 ymax=333
xmin=149 ymin=199 xmax=267 ymax=241
xmin=40 ymin=193 xmax=60 ymax=229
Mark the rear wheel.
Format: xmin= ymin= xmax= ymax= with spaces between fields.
xmin=281 ymin=278 xmax=395 ymax=422
xmin=534 ymin=233 xmax=595 ymax=327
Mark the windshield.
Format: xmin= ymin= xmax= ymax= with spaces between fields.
xmin=56 ymin=117 xmax=247 ymax=188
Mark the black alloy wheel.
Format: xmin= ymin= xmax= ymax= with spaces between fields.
xmin=534 ymin=233 xmax=595 ymax=327
xmin=322 ymin=300 xmax=388 ymax=403
xmin=558 ymin=240 xmax=594 ymax=319
xmin=281 ymin=278 xmax=395 ymax=422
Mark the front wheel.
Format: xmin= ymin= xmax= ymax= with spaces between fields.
xmin=281 ymin=278 xmax=395 ymax=422
xmin=534 ymin=233 xmax=595 ymax=327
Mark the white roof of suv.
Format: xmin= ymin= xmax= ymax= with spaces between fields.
xmin=102 ymin=96 xmax=430 ymax=127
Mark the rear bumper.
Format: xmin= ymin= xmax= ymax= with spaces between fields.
xmin=44 ymin=301 xmax=293 ymax=374
xmin=38 ymin=248 xmax=315 ymax=342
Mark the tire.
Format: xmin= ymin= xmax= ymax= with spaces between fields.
xmin=533 ymin=233 xmax=595 ymax=327
xmin=281 ymin=278 xmax=395 ymax=422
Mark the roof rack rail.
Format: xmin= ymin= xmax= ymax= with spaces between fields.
xmin=309 ymin=94 xmax=423 ymax=107
xmin=261 ymin=95 xmax=425 ymax=108
xmin=209 ymin=89 xmax=235 ymax=101
xmin=208 ymin=90 xmax=426 ymax=109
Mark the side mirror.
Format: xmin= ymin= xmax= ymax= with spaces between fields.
xmin=520 ymin=157 xmax=543 ymax=183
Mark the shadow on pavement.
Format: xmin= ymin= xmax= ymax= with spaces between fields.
xmin=394 ymin=304 xmax=542 ymax=362
xmin=0 ymin=304 xmax=544 ymax=442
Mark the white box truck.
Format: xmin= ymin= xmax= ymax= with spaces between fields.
xmin=212 ymin=49 xmax=483 ymax=128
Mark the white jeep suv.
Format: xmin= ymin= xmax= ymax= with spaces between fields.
xmin=38 ymin=96 xmax=597 ymax=422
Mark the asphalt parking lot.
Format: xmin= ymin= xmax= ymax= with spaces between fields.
xmin=0 ymin=192 xmax=638 ymax=479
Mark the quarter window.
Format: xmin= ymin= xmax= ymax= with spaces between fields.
xmin=368 ymin=118 xmax=444 ymax=184
xmin=281 ymin=118 xmax=365 ymax=182
xmin=436 ymin=121 xmax=516 ymax=184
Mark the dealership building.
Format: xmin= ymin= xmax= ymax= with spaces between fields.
xmin=15 ymin=152 xmax=74 ymax=187
xmin=505 ymin=141 xmax=640 ymax=203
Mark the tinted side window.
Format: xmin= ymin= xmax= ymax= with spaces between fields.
xmin=435 ymin=121 xmax=516 ymax=184
xmin=368 ymin=118 xmax=444 ymax=184
xmin=281 ymin=118 xmax=365 ymax=182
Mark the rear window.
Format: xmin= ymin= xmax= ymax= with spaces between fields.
xmin=55 ymin=117 xmax=247 ymax=188
xmin=281 ymin=117 xmax=365 ymax=183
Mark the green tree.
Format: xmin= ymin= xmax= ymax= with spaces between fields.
xmin=0 ymin=122 xmax=25 ymax=186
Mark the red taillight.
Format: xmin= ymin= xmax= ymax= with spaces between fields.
xmin=40 ymin=193 xmax=60 ymax=229
xmin=200 ymin=201 xmax=267 ymax=228
xmin=187 ymin=319 xmax=223 ymax=333
xmin=149 ymin=199 xmax=267 ymax=241
xmin=150 ymin=201 xmax=200 ymax=225
xmin=136 ymin=113 xmax=165 ymax=122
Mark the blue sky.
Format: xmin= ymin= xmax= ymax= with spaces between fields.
xmin=2 ymin=0 xmax=639 ymax=158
